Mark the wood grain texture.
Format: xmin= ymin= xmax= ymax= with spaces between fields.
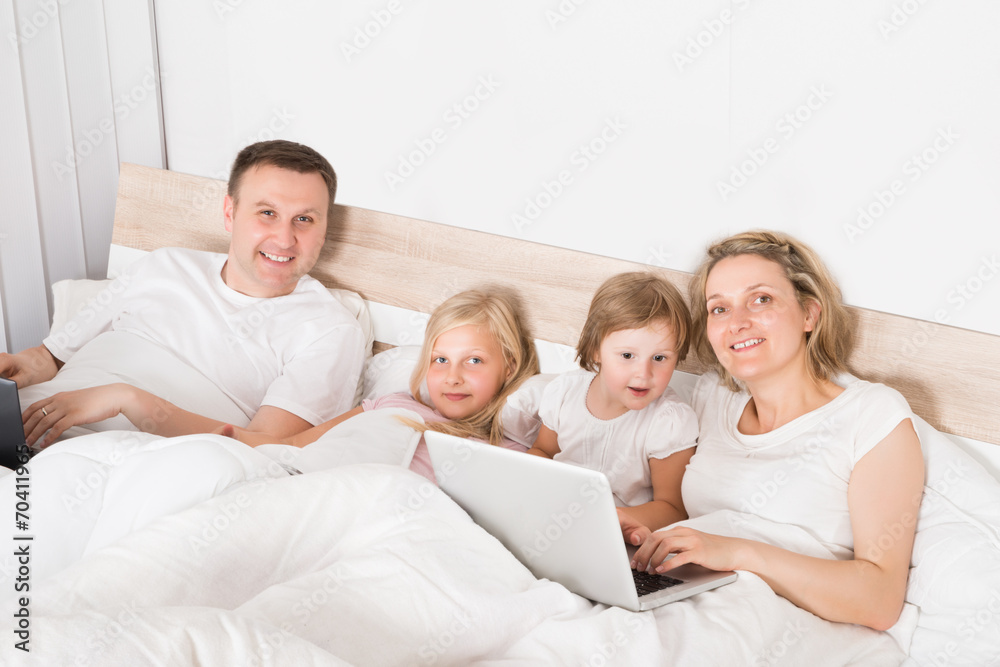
xmin=112 ymin=163 xmax=1000 ymax=445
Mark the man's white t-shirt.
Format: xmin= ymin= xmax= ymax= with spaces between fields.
xmin=682 ymin=372 xmax=915 ymax=558
xmin=537 ymin=369 xmax=699 ymax=507
xmin=43 ymin=248 xmax=366 ymax=425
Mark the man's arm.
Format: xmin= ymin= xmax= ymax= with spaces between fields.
xmin=0 ymin=345 xmax=62 ymax=388
xmin=24 ymin=384 xmax=319 ymax=448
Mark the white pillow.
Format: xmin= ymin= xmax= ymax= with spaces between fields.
xmin=50 ymin=278 xmax=117 ymax=333
xmin=362 ymin=345 xmax=422 ymax=402
xmin=904 ymin=416 xmax=1000 ymax=664
xmin=361 ymin=346 xmax=557 ymax=447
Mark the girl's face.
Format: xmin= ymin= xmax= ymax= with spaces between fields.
xmin=704 ymin=254 xmax=817 ymax=385
xmin=425 ymin=324 xmax=510 ymax=420
xmin=590 ymin=321 xmax=678 ymax=419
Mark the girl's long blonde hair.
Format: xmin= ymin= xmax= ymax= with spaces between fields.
xmin=409 ymin=287 xmax=539 ymax=445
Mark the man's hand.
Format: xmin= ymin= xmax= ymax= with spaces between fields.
xmin=0 ymin=346 xmax=61 ymax=388
xmin=23 ymin=384 xmax=130 ymax=448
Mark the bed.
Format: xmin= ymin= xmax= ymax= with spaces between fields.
xmin=2 ymin=163 xmax=999 ymax=665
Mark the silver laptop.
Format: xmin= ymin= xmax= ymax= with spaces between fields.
xmin=1 ymin=378 xmax=29 ymax=470
xmin=425 ymin=430 xmax=737 ymax=611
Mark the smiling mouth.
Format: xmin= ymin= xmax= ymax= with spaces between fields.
xmin=261 ymin=251 xmax=292 ymax=263
xmin=732 ymin=338 xmax=765 ymax=350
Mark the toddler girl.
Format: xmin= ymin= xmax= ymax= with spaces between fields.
xmin=225 ymin=287 xmax=539 ymax=481
xmin=527 ymin=272 xmax=698 ymax=539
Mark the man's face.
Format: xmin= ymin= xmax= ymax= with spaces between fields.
xmin=222 ymin=164 xmax=329 ymax=297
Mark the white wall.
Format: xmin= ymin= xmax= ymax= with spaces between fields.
xmin=153 ymin=0 xmax=999 ymax=338
xmin=0 ymin=0 xmax=164 ymax=354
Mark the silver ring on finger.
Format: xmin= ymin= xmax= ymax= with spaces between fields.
xmin=41 ymin=407 xmax=48 ymax=417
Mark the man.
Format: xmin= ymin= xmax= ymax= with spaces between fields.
xmin=0 ymin=140 xmax=365 ymax=448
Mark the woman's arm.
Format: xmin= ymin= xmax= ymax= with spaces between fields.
xmin=632 ymin=420 xmax=924 ymax=631
xmin=526 ymin=424 xmax=561 ymax=458
xmin=618 ymin=448 xmax=694 ymax=542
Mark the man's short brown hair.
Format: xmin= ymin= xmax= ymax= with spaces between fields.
xmin=228 ymin=140 xmax=337 ymax=218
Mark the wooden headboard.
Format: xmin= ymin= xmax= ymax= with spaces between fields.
xmin=111 ymin=163 xmax=1000 ymax=446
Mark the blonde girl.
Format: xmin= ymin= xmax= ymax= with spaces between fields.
xmin=527 ymin=272 xmax=698 ymax=539
xmin=224 ymin=287 xmax=540 ymax=481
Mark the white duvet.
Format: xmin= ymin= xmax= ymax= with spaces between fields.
xmin=0 ymin=413 xmax=914 ymax=666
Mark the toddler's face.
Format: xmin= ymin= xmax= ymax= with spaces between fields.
xmin=589 ymin=322 xmax=678 ymax=419
xmin=425 ymin=324 xmax=509 ymax=420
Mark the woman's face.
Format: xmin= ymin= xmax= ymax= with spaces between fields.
xmin=704 ymin=254 xmax=817 ymax=385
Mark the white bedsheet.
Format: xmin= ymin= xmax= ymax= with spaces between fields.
xmin=1 ymin=462 xmax=903 ymax=665
xmin=7 ymin=410 xmax=998 ymax=664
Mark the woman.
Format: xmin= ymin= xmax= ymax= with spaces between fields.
xmin=627 ymin=230 xmax=924 ymax=631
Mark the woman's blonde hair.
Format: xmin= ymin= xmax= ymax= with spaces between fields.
xmin=576 ymin=272 xmax=692 ymax=371
xmin=409 ymin=287 xmax=539 ymax=446
xmin=690 ymin=230 xmax=854 ymax=391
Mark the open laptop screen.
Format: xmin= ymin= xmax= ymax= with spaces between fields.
xmin=0 ymin=378 xmax=29 ymax=470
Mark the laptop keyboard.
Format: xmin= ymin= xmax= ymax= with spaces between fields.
xmin=633 ymin=570 xmax=683 ymax=597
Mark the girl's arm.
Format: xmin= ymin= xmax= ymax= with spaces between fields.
xmin=222 ymin=406 xmax=364 ymax=448
xmin=631 ymin=419 xmax=924 ymax=631
xmin=526 ymin=424 xmax=560 ymax=458
xmin=617 ymin=447 xmax=694 ymax=544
